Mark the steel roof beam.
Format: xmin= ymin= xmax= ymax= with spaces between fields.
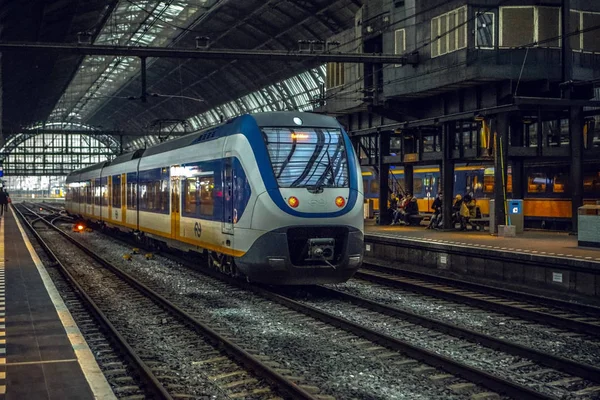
xmin=0 ymin=41 xmax=419 ymax=65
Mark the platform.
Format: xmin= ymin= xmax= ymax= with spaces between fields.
xmin=365 ymin=221 xmax=600 ymax=264
xmin=3 ymin=207 xmax=115 ymax=399
xmin=364 ymin=220 xmax=600 ymax=299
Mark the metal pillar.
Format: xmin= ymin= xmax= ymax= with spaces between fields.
xmin=562 ymin=0 xmax=573 ymax=93
xmin=378 ymin=131 xmax=391 ymax=225
xmin=441 ymin=122 xmax=455 ymax=230
xmin=405 ymin=164 xmax=414 ymax=195
xmin=140 ymin=57 xmax=147 ymax=103
xmin=570 ymin=106 xmax=584 ymax=231
xmin=493 ymin=114 xmax=509 ymax=233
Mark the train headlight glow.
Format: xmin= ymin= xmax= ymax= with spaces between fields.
xmin=288 ymin=196 xmax=299 ymax=208
xmin=335 ymin=196 xmax=346 ymax=208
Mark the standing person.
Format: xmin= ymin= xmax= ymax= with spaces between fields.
xmin=0 ymin=188 xmax=8 ymax=217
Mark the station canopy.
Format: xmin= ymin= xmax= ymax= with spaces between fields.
xmin=1 ymin=0 xmax=361 ymax=160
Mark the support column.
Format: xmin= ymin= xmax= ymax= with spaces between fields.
xmin=378 ymin=131 xmax=391 ymax=225
xmin=570 ymin=106 xmax=584 ymax=231
xmin=405 ymin=164 xmax=414 ymax=195
xmin=494 ymin=114 xmax=509 ymax=233
xmin=441 ymin=122 xmax=455 ymax=229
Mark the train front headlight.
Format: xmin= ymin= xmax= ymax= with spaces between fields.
xmin=288 ymin=196 xmax=299 ymax=208
xmin=335 ymin=196 xmax=346 ymax=208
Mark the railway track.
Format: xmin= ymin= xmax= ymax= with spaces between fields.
xmin=37 ymin=204 xmax=600 ymax=399
xmin=359 ymin=261 xmax=600 ymax=336
xmin=51 ymin=217 xmax=514 ymax=400
xmin=16 ymin=204 xmax=317 ymax=400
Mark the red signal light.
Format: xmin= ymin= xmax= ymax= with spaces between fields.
xmin=77 ymin=224 xmax=84 ymax=231
xmin=335 ymin=196 xmax=346 ymax=208
xmin=288 ymin=196 xmax=299 ymax=208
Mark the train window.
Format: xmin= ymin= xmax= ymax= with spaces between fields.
xmin=199 ymin=176 xmax=215 ymax=217
xmin=127 ymin=173 xmax=137 ymax=210
xmin=101 ymin=177 xmax=108 ymax=206
xmin=584 ymin=172 xmax=600 ymax=194
xmin=553 ymin=173 xmax=567 ymax=193
xmin=138 ymin=168 xmax=169 ymax=214
xmin=370 ymin=180 xmax=379 ymax=195
xmin=413 ymin=178 xmax=423 ymax=195
xmin=483 ymin=176 xmax=494 ymax=193
xmin=86 ymin=181 xmax=92 ymax=205
xmin=112 ymin=175 xmax=122 ymax=208
xmin=184 ymin=178 xmax=199 ymax=214
xmin=262 ymin=127 xmax=349 ymax=188
xmin=527 ymin=173 xmax=547 ymax=193
xmin=94 ymin=178 xmax=102 ymax=206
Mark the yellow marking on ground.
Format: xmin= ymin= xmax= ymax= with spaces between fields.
xmin=5 ymin=359 xmax=77 ymax=366
xmin=0 ymin=372 xmax=5 ymax=379
xmin=0 ymin=386 xmax=5 ymax=394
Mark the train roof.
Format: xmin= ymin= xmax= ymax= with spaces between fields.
xmin=68 ymin=111 xmax=342 ymax=177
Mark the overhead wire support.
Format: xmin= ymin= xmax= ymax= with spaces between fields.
xmin=0 ymin=41 xmax=419 ymax=65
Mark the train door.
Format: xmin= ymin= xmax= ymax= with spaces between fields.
xmin=222 ymin=157 xmax=234 ymax=235
xmin=170 ymin=176 xmax=181 ymax=240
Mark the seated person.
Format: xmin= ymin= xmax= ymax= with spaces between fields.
xmin=391 ymin=194 xmax=410 ymax=225
xmin=427 ymin=192 xmax=443 ymax=229
xmin=403 ymin=195 xmax=419 ymax=225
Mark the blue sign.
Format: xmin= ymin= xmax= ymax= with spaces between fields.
xmin=508 ymin=200 xmax=522 ymax=214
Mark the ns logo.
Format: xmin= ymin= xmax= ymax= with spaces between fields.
xmin=194 ymin=221 xmax=202 ymax=237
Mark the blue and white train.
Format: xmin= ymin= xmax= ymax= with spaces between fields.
xmin=65 ymin=112 xmax=364 ymax=284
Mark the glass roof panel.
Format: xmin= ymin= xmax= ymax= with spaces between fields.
xmin=49 ymin=0 xmax=216 ymax=125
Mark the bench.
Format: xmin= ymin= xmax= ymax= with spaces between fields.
xmin=407 ymin=214 xmax=426 ymax=226
xmin=469 ymin=217 xmax=490 ymax=231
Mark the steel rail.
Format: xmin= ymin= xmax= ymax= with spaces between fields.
xmin=32 ymin=207 xmax=317 ymax=400
xmin=307 ymin=284 xmax=600 ymax=383
xmin=363 ymin=261 xmax=600 ymax=315
xmin=13 ymin=204 xmax=173 ymax=400
xmin=357 ymin=264 xmax=600 ymax=337
xmin=160 ymin=256 xmax=555 ymax=400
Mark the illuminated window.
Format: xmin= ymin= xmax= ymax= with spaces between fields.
xmin=527 ymin=173 xmax=547 ymax=193
xmin=553 ymin=174 xmax=567 ymax=193
xmin=326 ymin=62 xmax=345 ymax=88
xmin=483 ymin=175 xmax=495 ymax=193
xmin=431 ymin=6 xmax=467 ymax=58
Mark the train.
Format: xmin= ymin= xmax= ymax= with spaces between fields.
xmin=363 ymin=163 xmax=600 ymax=229
xmin=65 ymin=112 xmax=364 ymax=285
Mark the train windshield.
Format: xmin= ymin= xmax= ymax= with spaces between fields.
xmin=262 ymin=127 xmax=349 ymax=188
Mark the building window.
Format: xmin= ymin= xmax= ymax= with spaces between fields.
xmin=475 ymin=12 xmax=495 ymax=49
xmin=395 ymin=29 xmax=406 ymax=67
xmin=326 ymin=62 xmax=345 ymax=88
xmin=431 ymin=6 xmax=467 ymax=58
xmin=500 ymin=6 xmax=560 ymax=48
xmin=582 ymin=12 xmax=600 ymax=53
xmin=395 ymin=29 xmax=406 ymax=53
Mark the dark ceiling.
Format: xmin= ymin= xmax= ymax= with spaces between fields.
xmin=1 ymin=0 xmax=361 ymax=136
xmin=0 ymin=0 xmax=117 ymax=134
